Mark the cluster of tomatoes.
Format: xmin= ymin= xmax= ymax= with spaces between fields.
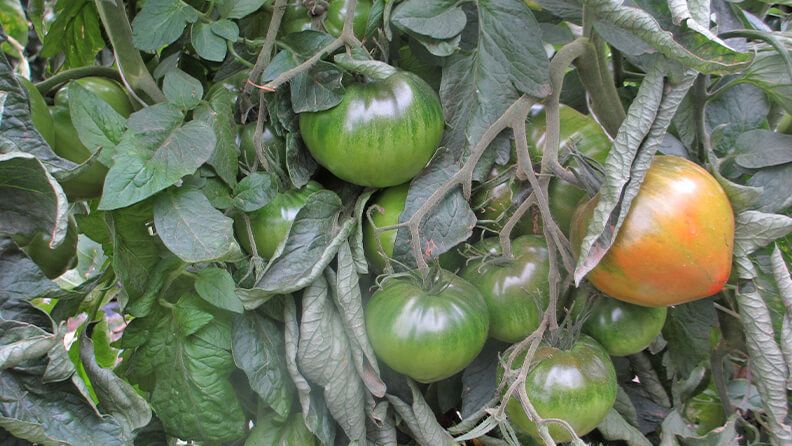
xmin=21 ymin=12 xmax=735 ymax=440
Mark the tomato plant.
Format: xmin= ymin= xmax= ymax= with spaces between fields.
xmin=503 ymin=335 xmax=617 ymax=443
xmin=460 ymin=235 xmax=549 ymax=343
xmin=299 ymin=71 xmax=444 ymax=187
xmin=365 ymin=271 xmax=489 ymax=383
xmin=2 ymin=0 xmax=791 ymax=445
xmin=571 ymin=290 xmax=667 ymax=356
xmin=571 ymin=155 xmax=735 ymax=307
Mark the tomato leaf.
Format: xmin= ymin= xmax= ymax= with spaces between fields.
xmin=217 ymin=0 xmax=267 ymax=19
xmin=119 ymin=295 xmax=246 ymax=442
xmin=153 ymin=187 xmax=239 ymax=263
xmin=284 ymin=297 xmax=338 ymax=445
xmin=661 ymin=299 xmax=717 ymax=379
xmin=0 ymin=152 xmax=70 ymax=246
xmin=246 ymin=409 xmax=317 ymax=445
xmin=285 ymin=133 xmax=319 ymax=189
xmin=232 ymin=172 xmax=277 ymax=212
xmin=735 ymin=130 xmax=792 ymax=168
xmin=734 ymin=211 xmax=792 ymax=280
xmin=298 ymin=275 xmax=367 ymax=444
xmin=232 ymin=312 xmax=295 ymax=418
xmin=191 ymin=22 xmax=228 ymax=63
xmin=255 ymin=190 xmax=352 ymax=293
xmin=40 ymin=0 xmax=105 ymax=68
xmin=194 ymin=88 xmax=239 ymax=188
xmin=131 ymin=0 xmax=200 ymax=53
xmin=460 ymin=339 xmax=506 ymax=418
xmin=98 ymin=104 xmax=216 ymax=210
xmin=0 ymin=56 xmax=75 ymax=173
xmin=67 ymin=83 xmax=127 ymax=165
xmin=597 ymin=408 xmax=652 ymax=446
xmin=194 ymin=267 xmax=244 ymax=313
xmin=163 ymin=69 xmax=204 ymax=110
xmin=386 ymin=380 xmax=455 ymax=446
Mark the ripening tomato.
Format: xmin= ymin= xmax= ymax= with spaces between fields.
xmin=299 ymin=71 xmax=444 ymax=187
xmin=460 ymin=236 xmax=550 ymax=343
xmin=570 ymin=155 xmax=734 ymax=307
xmin=365 ymin=271 xmax=489 ymax=383
xmin=503 ymin=335 xmax=617 ymax=443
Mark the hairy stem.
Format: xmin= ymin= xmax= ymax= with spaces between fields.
xmin=693 ymin=74 xmax=711 ymax=162
xmin=574 ymin=35 xmax=625 ymax=137
xmin=244 ymin=0 xmax=288 ymax=95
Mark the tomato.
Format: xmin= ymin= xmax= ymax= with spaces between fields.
xmin=299 ymin=71 xmax=444 ymax=187
xmin=239 ymin=122 xmax=287 ymax=170
xmin=471 ymin=164 xmax=535 ymax=236
xmin=19 ymin=77 xmax=56 ymax=146
xmin=234 ymin=181 xmax=322 ymax=259
xmin=323 ymin=0 xmax=372 ymax=38
xmin=395 ymin=45 xmax=441 ymax=91
xmin=54 ymin=77 xmax=133 ymax=117
xmin=50 ymin=105 xmax=109 ymax=199
xmin=21 ymin=217 xmax=78 ymax=279
xmin=570 ymin=155 xmax=734 ymax=307
xmin=571 ymin=290 xmax=667 ymax=356
xmin=460 ymin=236 xmax=549 ymax=343
xmin=528 ymin=105 xmax=611 ymax=233
xmin=365 ymin=271 xmax=489 ymax=383
xmin=281 ymin=3 xmax=317 ymax=35
xmin=503 ymin=335 xmax=616 ymax=443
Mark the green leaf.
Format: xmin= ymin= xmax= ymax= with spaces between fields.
xmin=193 ymin=88 xmax=239 ymax=187
xmin=283 ymin=297 xmax=337 ymax=445
xmin=735 ymin=130 xmax=792 ymax=168
xmin=231 ymin=312 xmax=295 ymax=418
xmin=393 ymin=148 xmax=478 ymax=267
xmin=662 ymin=299 xmax=717 ymax=379
xmin=0 ymin=239 xmax=58 ymax=324
xmin=705 ymin=150 xmax=762 ymax=213
xmin=67 ymin=83 xmax=127 ymax=165
xmin=153 ymin=188 xmax=239 ymax=263
xmin=194 ymin=267 xmax=244 ymax=313
xmin=733 ymin=211 xmax=792 ymax=279
xmin=297 ymin=276 xmax=367 ymax=444
xmin=735 ymin=283 xmax=792 ymax=443
xmin=386 ymin=380 xmax=455 ymax=446
xmin=0 ymin=152 xmax=70 ymax=246
xmin=245 ymin=409 xmax=316 ymax=446
xmin=769 ymin=246 xmax=792 ymax=388
xmin=40 ymin=0 xmax=105 ymax=68
xmin=211 ymin=19 xmax=240 ymax=41
xmin=746 ymin=163 xmax=792 ymax=213
xmin=98 ymin=104 xmax=216 ymax=210
xmin=163 ymin=69 xmax=204 ymax=110
xmin=285 ymin=133 xmax=319 ymax=188
xmin=597 ymin=408 xmax=652 ymax=446
xmin=334 ymin=51 xmax=398 ymax=80
xmin=131 ymin=0 xmax=200 ymax=53
xmin=201 ymin=177 xmax=234 ymax=209
xmin=706 ymin=84 xmax=769 ymax=156
xmin=0 ymin=56 xmax=75 ymax=173
xmin=586 ymin=0 xmax=751 ymax=74
xmin=739 ymin=48 xmax=792 ymax=114
xmin=78 ymin=333 xmax=152 ymax=435
xmin=391 ymin=0 xmax=466 ymax=40
xmin=122 ymin=295 xmax=246 ymax=442
xmin=256 ymin=190 xmax=352 ymax=293
xmin=460 ymin=339 xmax=505 ymax=418
xmin=0 ymin=320 xmax=58 ymax=370
xmin=191 ymin=22 xmax=228 ymax=63
xmin=217 ymin=0 xmax=267 ymax=19
xmin=232 ymin=172 xmax=277 ymax=212
xmin=0 ymin=0 xmax=29 ymax=55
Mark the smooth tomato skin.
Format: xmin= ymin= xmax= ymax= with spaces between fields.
xmin=234 ymin=182 xmax=322 ymax=259
xmin=365 ymin=272 xmax=489 ymax=383
xmin=22 ymin=217 xmax=78 ymax=279
xmin=281 ymin=3 xmax=316 ymax=34
xmin=239 ymin=122 xmax=287 ymax=170
xmin=460 ymin=236 xmax=549 ymax=343
xmin=19 ymin=78 xmax=56 ymax=146
xmin=362 ymin=183 xmax=409 ymax=272
xmin=572 ymin=292 xmax=667 ymax=356
xmin=528 ymin=105 xmax=611 ymax=234
xmin=504 ymin=335 xmax=617 ymax=443
xmin=54 ymin=77 xmax=133 ymax=117
xmin=299 ymin=71 xmax=444 ymax=187
xmin=570 ymin=156 xmax=735 ymax=307
xmin=50 ymin=106 xmax=108 ymax=199
xmin=324 ymin=0 xmax=371 ymax=37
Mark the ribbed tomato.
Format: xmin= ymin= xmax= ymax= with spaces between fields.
xmin=570 ymin=155 xmax=734 ymax=307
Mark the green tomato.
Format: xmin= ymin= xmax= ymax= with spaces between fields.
xmin=504 ymin=335 xmax=617 ymax=443
xmin=300 ymin=71 xmax=444 ymax=187
xmin=528 ymin=105 xmax=611 ymax=233
xmin=365 ymin=271 xmax=489 ymax=383
xmin=323 ymin=0 xmax=372 ymax=38
xmin=362 ymin=183 xmax=409 ymax=272
xmin=21 ymin=217 xmax=78 ymax=279
xmin=234 ymin=181 xmax=322 ymax=259
xmin=19 ymin=77 xmax=56 ymax=146
xmin=54 ymin=77 xmax=133 ymax=117
xmin=571 ymin=291 xmax=667 ymax=357
xmin=50 ymin=105 xmax=108 ymax=199
xmin=280 ymin=2 xmax=317 ymax=35
xmin=683 ymin=382 xmax=727 ymax=435
xmin=460 ymin=236 xmax=549 ymax=343
xmin=470 ymin=164 xmax=535 ymax=236
xmin=239 ymin=122 xmax=287 ymax=170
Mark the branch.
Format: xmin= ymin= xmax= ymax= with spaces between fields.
xmin=244 ymin=0 xmax=288 ymax=96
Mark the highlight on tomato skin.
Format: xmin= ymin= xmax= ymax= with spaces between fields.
xmin=570 ymin=155 xmax=735 ymax=307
